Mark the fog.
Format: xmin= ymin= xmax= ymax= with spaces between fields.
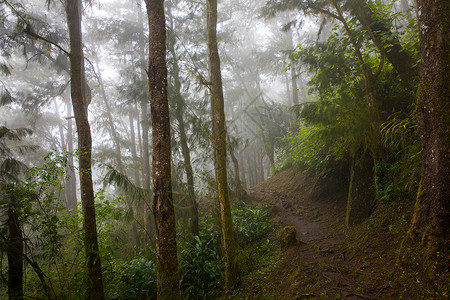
xmin=1 ymin=0 xmax=318 ymax=192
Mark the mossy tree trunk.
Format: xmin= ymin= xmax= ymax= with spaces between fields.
xmin=207 ymin=0 xmax=239 ymax=291
xmin=65 ymin=0 xmax=105 ymax=298
xmin=409 ymin=0 xmax=449 ymax=256
xmin=144 ymin=0 xmax=180 ymax=298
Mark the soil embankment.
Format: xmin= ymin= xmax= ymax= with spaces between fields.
xmin=234 ymin=168 xmax=438 ymax=299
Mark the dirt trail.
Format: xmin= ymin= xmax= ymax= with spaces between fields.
xmin=237 ymin=170 xmax=382 ymax=299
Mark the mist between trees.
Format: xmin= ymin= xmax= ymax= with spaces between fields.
xmin=1 ymin=0 xmax=448 ymax=299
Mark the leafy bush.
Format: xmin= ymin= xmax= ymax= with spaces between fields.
xmin=233 ymin=203 xmax=271 ymax=246
xmin=177 ymin=203 xmax=273 ymax=297
xmin=179 ymin=234 xmax=223 ymax=299
xmin=106 ymin=258 xmax=157 ymax=300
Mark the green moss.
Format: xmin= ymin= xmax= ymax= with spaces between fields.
xmin=279 ymin=226 xmax=297 ymax=248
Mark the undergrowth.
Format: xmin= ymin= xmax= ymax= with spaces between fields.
xmin=104 ymin=200 xmax=274 ymax=299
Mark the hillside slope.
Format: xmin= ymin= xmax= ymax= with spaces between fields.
xmin=233 ymin=168 xmax=445 ymax=299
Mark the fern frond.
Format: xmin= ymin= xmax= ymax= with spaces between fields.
xmin=101 ymin=163 xmax=149 ymax=203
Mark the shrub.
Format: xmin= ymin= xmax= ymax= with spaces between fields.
xmin=233 ymin=203 xmax=271 ymax=246
xmin=179 ymin=234 xmax=223 ymax=299
xmin=106 ymin=258 xmax=157 ymax=300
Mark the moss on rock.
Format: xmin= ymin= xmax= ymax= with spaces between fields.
xmin=280 ymin=226 xmax=297 ymax=248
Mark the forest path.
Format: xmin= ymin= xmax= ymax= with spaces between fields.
xmin=234 ymin=169 xmax=382 ymax=299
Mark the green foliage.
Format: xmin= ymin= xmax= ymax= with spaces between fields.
xmin=233 ymin=203 xmax=271 ymax=245
xmin=277 ymin=4 xmax=421 ymax=207
xmin=175 ymin=202 xmax=273 ymax=297
xmin=377 ymin=113 xmax=421 ymax=203
xmin=279 ymin=124 xmax=333 ymax=176
xmin=179 ymin=234 xmax=223 ymax=298
xmin=94 ymin=189 xmax=126 ymax=259
xmin=105 ymin=258 xmax=157 ymax=300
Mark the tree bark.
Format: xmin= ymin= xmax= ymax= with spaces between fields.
xmin=285 ymin=12 xmax=299 ymax=106
xmin=229 ymin=139 xmax=246 ymax=199
xmin=207 ymin=0 xmax=239 ymax=290
xmin=144 ymin=0 xmax=180 ymax=298
xmin=66 ymin=96 xmax=78 ymax=213
xmin=65 ymin=0 xmax=105 ymax=298
xmin=6 ymin=188 xmax=23 ymax=300
xmin=410 ymin=0 xmax=449 ymax=256
xmin=140 ymin=99 xmax=153 ymax=245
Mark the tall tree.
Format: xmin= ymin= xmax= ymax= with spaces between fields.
xmin=144 ymin=0 xmax=180 ymax=298
xmin=65 ymin=0 xmax=105 ymax=298
xmin=65 ymin=96 xmax=78 ymax=213
xmin=207 ymin=0 xmax=239 ymax=290
xmin=166 ymin=6 xmax=200 ymax=236
xmin=409 ymin=0 xmax=449 ymax=256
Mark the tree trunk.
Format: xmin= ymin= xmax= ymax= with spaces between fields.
xmin=129 ymin=109 xmax=142 ymax=187
xmin=285 ymin=13 xmax=299 ymax=106
xmin=410 ymin=0 xmax=449 ymax=256
xmin=65 ymin=0 xmax=105 ymax=298
xmin=166 ymin=15 xmax=199 ymax=236
xmin=207 ymin=0 xmax=239 ymax=290
xmin=333 ymin=1 xmax=380 ymax=214
xmin=229 ymin=141 xmax=245 ymax=199
xmin=228 ymin=120 xmax=245 ymax=198
xmin=65 ymin=95 xmax=78 ymax=213
xmin=144 ymin=0 xmax=180 ymax=298
xmin=141 ymin=100 xmax=152 ymax=245
xmin=284 ymin=70 xmax=291 ymax=106
xmin=94 ymin=54 xmax=125 ymax=173
xmin=7 ymin=189 xmax=23 ymax=300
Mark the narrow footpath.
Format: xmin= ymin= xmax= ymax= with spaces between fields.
xmin=234 ymin=169 xmax=384 ymax=299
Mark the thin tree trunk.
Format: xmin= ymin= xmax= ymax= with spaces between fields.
xmin=166 ymin=14 xmax=199 ymax=236
xmin=284 ymin=71 xmax=291 ymax=106
xmin=236 ymin=122 xmax=247 ymax=189
xmin=144 ymin=0 xmax=180 ymax=298
xmin=129 ymin=109 xmax=142 ymax=187
xmin=7 ymin=191 xmax=23 ymax=300
xmin=285 ymin=13 xmax=299 ymax=106
xmin=333 ymin=0 xmax=381 ymax=203
xmin=65 ymin=0 xmax=105 ymax=298
xmin=141 ymin=100 xmax=152 ymax=245
xmin=229 ymin=140 xmax=245 ymax=199
xmin=248 ymin=154 xmax=253 ymax=186
xmin=228 ymin=124 xmax=245 ymax=198
xmin=207 ymin=0 xmax=239 ymax=290
xmin=53 ymin=98 xmax=70 ymax=207
xmin=128 ymin=108 xmax=142 ymax=246
xmin=257 ymin=137 xmax=264 ymax=183
xmin=345 ymin=160 xmax=355 ymax=226
xmin=66 ymin=96 xmax=78 ymax=213
xmin=94 ymin=54 xmax=125 ymax=173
